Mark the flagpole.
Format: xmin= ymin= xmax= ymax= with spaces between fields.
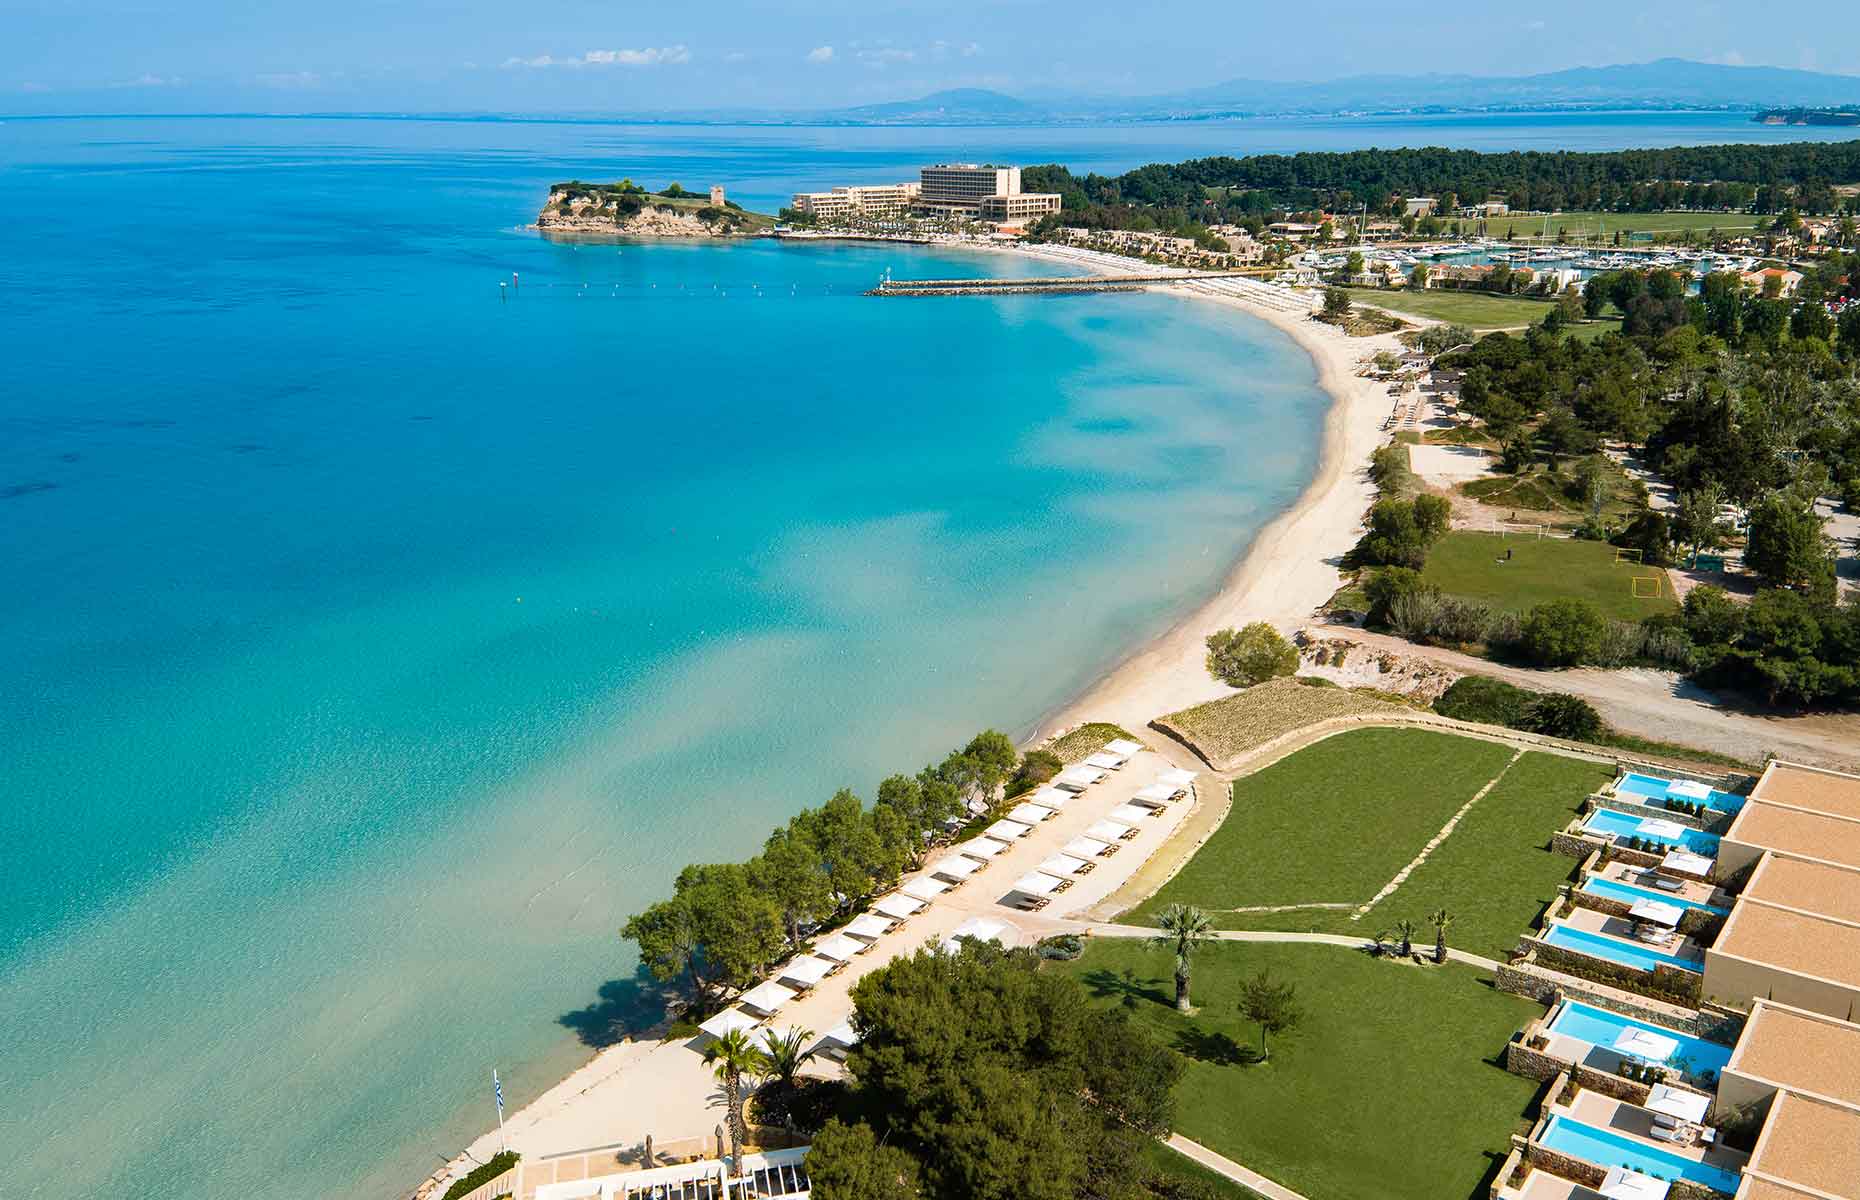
xmin=493 ymin=1068 xmax=506 ymax=1155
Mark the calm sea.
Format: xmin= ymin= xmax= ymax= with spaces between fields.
xmin=0 ymin=110 xmax=1840 ymax=1200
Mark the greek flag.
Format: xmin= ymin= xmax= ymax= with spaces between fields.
xmin=493 ymin=1069 xmax=504 ymax=1119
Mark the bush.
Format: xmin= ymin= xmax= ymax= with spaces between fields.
xmin=443 ymin=1152 xmax=519 ymax=1200
xmin=1520 ymin=598 xmax=1608 ymax=666
xmin=1682 ymin=585 xmax=1745 ymax=648
xmin=1035 ymin=934 xmax=1084 ymax=961
xmin=1364 ymin=567 xmax=1437 ymax=627
xmin=1434 ymin=676 xmax=1534 ymax=727
xmin=1350 ymin=495 xmax=1450 ymax=569
xmin=1522 ymin=693 xmax=1605 ymax=741
xmin=1387 ymin=589 xmax=1445 ymax=640
xmin=1369 ymin=443 xmax=1417 ymax=497
xmin=1008 ymin=750 xmax=1062 ymax=796
xmin=1205 ymin=622 xmax=1299 ymax=688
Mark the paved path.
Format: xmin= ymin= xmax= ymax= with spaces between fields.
xmin=1167 ymin=1134 xmax=1310 ymax=1200
xmin=1080 ymin=923 xmax=1503 ymax=971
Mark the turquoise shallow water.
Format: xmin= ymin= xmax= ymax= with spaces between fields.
xmin=0 ymin=119 xmax=1330 ymax=1199
xmin=1 ymin=112 xmax=1839 ymax=1200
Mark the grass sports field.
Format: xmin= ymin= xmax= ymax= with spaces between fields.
xmin=1126 ymin=727 xmax=1609 ymax=958
xmin=1420 ymin=530 xmax=1678 ymax=620
xmin=1345 ymin=287 xmax=1625 ymax=338
xmin=1064 ymin=939 xmax=1543 ymax=1200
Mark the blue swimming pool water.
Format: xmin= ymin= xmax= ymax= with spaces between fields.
xmin=1544 ymin=925 xmax=1703 ymax=974
xmin=1546 ymin=1000 xmax=1734 ymax=1078
xmin=1583 ymin=809 xmax=1721 ymax=855
xmin=1617 ymin=772 xmax=1745 ymax=813
xmin=1582 ymin=876 xmax=1729 ymax=916
xmin=1539 ymin=1115 xmax=1742 ymax=1193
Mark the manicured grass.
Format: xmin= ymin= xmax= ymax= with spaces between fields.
xmin=1345 ymin=288 xmax=1559 ymax=329
xmin=1421 ymin=531 xmax=1678 ymax=620
xmin=1130 ymin=728 xmax=1516 ymax=922
xmin=1064 ymin=940 xmax=1543 ymax=1200
xmin=1487 ymin=210 xmax=1761 ymax=236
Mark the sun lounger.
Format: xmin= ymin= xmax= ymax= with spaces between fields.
xmin=1055 ymin=766 xmax=1107 ymax=791
xmin=812 ymin=934 xmax=865 ymax=962
xmin=872 ymin=893 xmax=924 ymax=921
xmin=928 ymin=855 xmax=983 ymax=883
xmin=1108 ymin=802 xmax=1155 ymax=824
xmin=1084 ymin=751 xmax=1127 ymax=770
xmin=1063 ymin=835 xmax=1114 ymax=859
xmin=956 ymin=836 xmax=1010 ymax=861
xmin=1039 ymin=854 xmax=1091 ymax=877
xmin=1131 ymin=783 xmax=1176 ymax=808
xmin=1027 ymin=786 xmax=1071 ymax=810
xmin=1007 ymin=802 xmax=1054 ymax=825
xmin=1086 ymin=819 xmax=1135 ymax=842
xmin=985 ymin=818 xmax=1032 ymax=841
xmin=900 ymin=875 xmax=950 ymax=902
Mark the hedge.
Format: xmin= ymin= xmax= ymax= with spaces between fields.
xmin=443 ymin=1151 xmax=519 ymax=1200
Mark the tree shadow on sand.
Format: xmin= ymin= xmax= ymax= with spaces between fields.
xmin=1079 ymin=966 xmax=1171 ymax=1011
xmin=558 ymin=965 xmax=680 ymax=1049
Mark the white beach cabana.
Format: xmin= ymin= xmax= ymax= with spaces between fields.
xmin=1007 ymin=802 xmax=1054 ymax=825
xmin=1613 ymin=1027 xmax=1680 ymax=1063
xmin=956 ymin=835 xmax=1011 ymax=861
xmin=1064 ymin=835 xmax=1115 ymax=859
xmin=820 ymin=1019 xmax=860 ymax=1050
xmin=872 ymin=893 xmax=925 ymax=921
xmin=1645 ymin=1084 xmax=1711 ymax=1124
xmin=1007 ymin=871 xmax=1066 ymax=904
xmin=929 ymin=855 xmax=983 ymax=883
xmin=1039 ymin=854 xmax=1091 ymax=877
xmin=1087 ymin=819 xmax=1136 ymax=842
xmin=901 ymin=875 xmax=950 ymax=902
xmin=985 ymin=818 xmax=1032 ymax=841
xmin=1055 ymin=765 xmax=1107 ymax=792
xmin=738 ymin=980 xmax=798 ymax=1017
xmin=777 ymin=955 xmax=837 ymax=990
xmin=698 ymin=1007 xmax=761 ymax=1040
xmin=1629 ymin=898 xmax=1685 ymax=928
xmin=1661 ymin=850 xmax=1714 ymax=878
xmin=1028 ymin=785 xmax=1072 ymax=810
xmin=1636 ymin=818 xmax=1689 ymax=840
xmin=1599 ymin=1166 xmax=1670 ymax=1200
xmin=843 ymin=912 xmax=896 ymax=941
xmin=1108 ymin=802 xmax=1154 ymax=824
xmin=1666 ymin=779 xmax=1713 ymax=802
xmin=1105 ymin=738 xmax=1144 ymax=757
xmin=1084 ymin=750 xmax=1128 ymax=770
xmin=1131 ymin=782 xmax=1176 ymax=808
xmin=1157 ymin=767 xmax=1196 ymax=790
xmin=812 ymin=933 xmax=866 ymax=962
xmin=942 ymin=917 xmax=1013 ymax=952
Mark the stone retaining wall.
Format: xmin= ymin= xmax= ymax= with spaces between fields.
xmin=1521 ymin=1142 xmax=1606 ymax=1189
xmin=1497 ymin=960 xmax=1722 ymax=1035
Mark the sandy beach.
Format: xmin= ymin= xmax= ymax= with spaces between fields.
xmin=416 ymin=244 xmax=1401 ymax=1200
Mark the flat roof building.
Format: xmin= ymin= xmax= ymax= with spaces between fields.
xmin=1719 ymin=1001 xmax=1860 ymax=1200
xmin=1718 ymin=760 xmax=1860 ymax=877
xmin=976 ymin=192 xmax=1061 ymax=224
xmin=1738 ymin=1090 xmax=1860 ymax=1199
xmin=789 ymin=181 xmax=921 ymax=220
xmin=918 ymin=163 xmax=1021 ymax=213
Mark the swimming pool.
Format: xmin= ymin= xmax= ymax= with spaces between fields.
xmin=1582 ymin=876 xmax=1729 ymax=916
xmin=1583 ymin=809 xmax=1721 ymax=855
xmin=1543 ymin=924 xmax=1702 ymax=974
xmin=1617 ymin=772 xmax=1745 ymax=813
xmin=1545 ymin=1000 xmax=1733 ymax=1078
xmin=1539 ymin=1115 xmax=1741 ymax=1193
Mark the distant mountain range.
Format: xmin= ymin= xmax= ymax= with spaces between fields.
xmin=806 ymin=59 xmax=1860 ymax=125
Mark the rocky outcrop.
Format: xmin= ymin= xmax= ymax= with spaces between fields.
xmin=1294 ymin=632 xmax=1462 ymax=703
xmin=534 ymin=188 xmax=759 ymax=238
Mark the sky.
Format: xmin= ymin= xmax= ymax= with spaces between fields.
xmin=4 ymin=0 xmax=1860 ymax=113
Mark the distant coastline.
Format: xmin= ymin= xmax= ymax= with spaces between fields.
xmin=1754 ymin=106 xmax=1860 ymax=127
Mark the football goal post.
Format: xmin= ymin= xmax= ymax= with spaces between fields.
xmin=1630 ymin=575 xmax=1663 ymax=599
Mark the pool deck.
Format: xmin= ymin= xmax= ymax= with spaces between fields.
xmin=1558 ymin=1091 xmax=1748 ymax=1180
xmin=1590 ymin=859 xmax=1727 ymax=909
xmin=1552 ymin=908 xmax=1707 ymax=971
xmin=1500 ymin=1171 xmax=1602 ymax=1200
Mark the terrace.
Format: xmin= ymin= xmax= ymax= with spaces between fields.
xmin=1583 ymin=861 xmax=1728 ymax=915
xmin=1518 ymin=1081 xmax=1747 ymax=1196
xmin=1542 ymin=907 xmax=1706 ymax=976
xmin=1530 ymin=997 xmax=1733 ymax=1090
xmin=1603 ymin=770 xmax=1747 ymax=817
xmin=1577 ymin=809 xmax=1722 ymax=857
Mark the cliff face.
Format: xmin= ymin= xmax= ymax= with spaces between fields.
xmin=535 ymin=187 xmax=761 ymax=237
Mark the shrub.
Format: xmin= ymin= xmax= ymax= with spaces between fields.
xmin=1613 ymin=511 xmax=1674 ymax=567
xmin=1434 ymin=675 xmax=1534 ymax=727
xmin=1521 ymin=598 xmax=1608 ymax=666
xmin=1035 ymin=934 xmax=1084 ymax=961
xmin=1364 ymin=567 xmax=1437 ymax=627
xmin=1682 ymin=585 xmax=1746 ymax=648
xmin=443 ymin=1152 xmax=519 ymax=1200
xmin=1205 ymin=622 xmax=1299 ymax=688
xmin=1388 ymin=589 xmax=1445 ymax=640
xmin=1369 ymin=443 xmax=1417 ymax=497
xmin=1432 ymin=596 xmax=1497 ymax=644
xmin=1522 ymin=693 xmax=1605 ymax=741
xmin=1350 ymin=495 xmax=1450 ymax=568
xmin=1009 ymin=750 xmax=1062 ymax=796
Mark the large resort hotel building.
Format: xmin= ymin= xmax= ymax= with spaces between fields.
xmin=1705 ymin=761 xmax=1860 ymax=1020
xmin=790 ymin=162 xmax=1061 ymax=226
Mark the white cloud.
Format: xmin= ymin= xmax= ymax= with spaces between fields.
xmin=1524 ymin=20 xmax=1546 ymax=31
xmin=503 ymin=46 xmax=691 ymax=69
xmin=806 ymin=45 xmax=835 ymax=63
xmin=112 ymin=73 xmax=183 ymax=89
xmin=856 ymin=47 xmax=916 ymax=67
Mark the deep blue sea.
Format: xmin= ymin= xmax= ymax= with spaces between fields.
xmin=0 ymin=110 xmax=1845 ymax=1200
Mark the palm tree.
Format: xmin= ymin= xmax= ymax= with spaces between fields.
xmin=1152 ymin=903 xmax=1213 ymax=1012
xmin=1430 ymin=908 xmax=1455 ymax=965
xmin=762 ymin=1025 xmax=817 ymax=1092
xmin=1393 ymin=918 xmax=1417 ymax=959
xmin=703 ymin=1027 xmax=767 ymax=1165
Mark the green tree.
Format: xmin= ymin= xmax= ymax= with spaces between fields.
xmin=1007 ymin=750 xmax=1062 ymax=797
xmin=1744 ymin=494 xmax=1835 ymax=596
xmin=1671 ymin=487 xmax=1728 ymax=561
xmin=1203 ymin=622 xmax=1299 ymax=688
xmin=1236 ymin=970 xmax=1303 ymax=1059
xmin=961 ymin=730 xmax=1021 ymax=814
xmin=1322 ymin=286 xmax=1353 ymax=318
xmin=752 ymin=827 xmax=834 ymax=949
xmin=1682 ymin=584 xmax=1746 ymax=648
xmin=1429 ymin=908 xmax=1454 ymax=964
xmin=703 ymin=1026 xmax=768 ymax=1163
xmin=1409 ymin=262 xmax=1430 ymax=290
xmin=1363 ymin=567 xmax=1437 ymax=627
xmin=762 ymin=1024 xmax=818 ymax=1092
xmin=1352 ymin=495 xmax=1449 ymax=568
xmin=806 ymin=1119 xmax=922 ymax=1200
xmin=1151 ymin=903 xmax=1213 ymax=1012
xmin=1521 ymin=598 xmax=1608 ymax=666
xmin=1523 ymin=693 xmax=1605 ymax=741
xmin=623 ymin=862 xmax=786 ymax=1003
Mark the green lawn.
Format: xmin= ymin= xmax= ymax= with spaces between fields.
xmin=1128 ymin=728 xmax=1517 ymax=923
xmin=1064 ymin=940 xmax=1544 ymax=1200
xmin=1420 ymin=531 xmax=1678 ymax=620
xmin=1485 ymin=210 xmax=1762 ymax=237
xmin=1346 ymin=288 xmax=1560 ymax=330
xmin=1139 ymin=1139 xmax=1266 ymax=1199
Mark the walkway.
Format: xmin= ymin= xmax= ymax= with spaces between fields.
xmin=1166 ymin=1134 xmax=1310 ymax=1200
xmin=1079 ymin=923 xmax=1502 ymax=971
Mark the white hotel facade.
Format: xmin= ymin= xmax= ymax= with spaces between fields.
xmin=791 ymin=163 xmax=1060 ymax=226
